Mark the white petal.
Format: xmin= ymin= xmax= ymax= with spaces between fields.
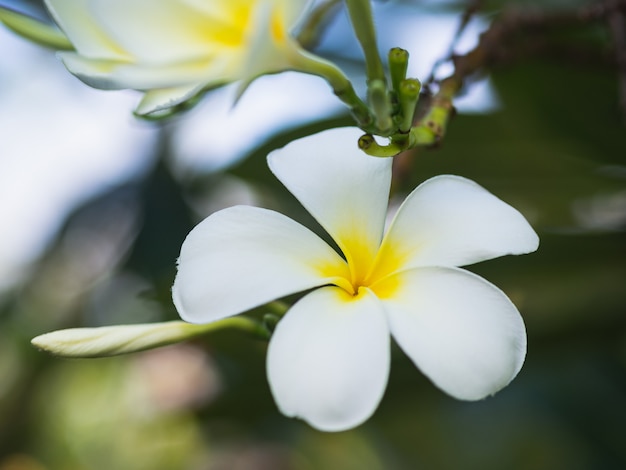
xmin=179 ymin=0 xmax=248 ymax=17
xmin=268 ymin=127 xmax=392 ymax=276
xmin=89 ymin=0 xmax=227 ymax=63
xmin=59 ymin=52 xmax=231 ymax=91
xmin=135 ymin=83 xmax=205 ymax=116
xmin=272 ymin=0 xmax=312 ymax=28
xmin=237 ymin=1 xmax=288 ymax=84
xmin=381 ymin=267 xmax=526 ymax=400
xmin=267 ymin=286 xmax=389 ymax=431
xmin=172 ymin=206 xmax=349 ymax=324
xmin=56 ymin=53 xmax=125 ymax=90
xmin=378 ymin=175 xmax=539 ymax=271
xmin=241 ymin=0 xmax=313 ymax=82
xmin=44 ymin=0 xmax=130 ymax=59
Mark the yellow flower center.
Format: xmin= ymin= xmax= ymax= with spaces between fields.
xmin=321 ymin=235 xmax=406 ymax=301
xmin=203 ymin=3 xmax=252 ymax=48
xmin=201 ymin=2 xmax=289 ymax=49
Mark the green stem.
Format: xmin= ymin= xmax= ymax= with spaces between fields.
xmin=388 ymin=48 xmax=409 ymax=94
xmin=358 ymin=134 xmax=406 ymax=157
xmin=291 ymin=48 xmax=373 ymax=128
xmin=344 ymin=0 xmax=395 ymax=132
xmin=410 ymin=79 xmax=456 ymax=145
xmin=368 ymin=79 xmax=394 ymax=133
xmin=397 ymin=78 xmax=421 ymax=132
xmin=191 ymin=316 xmax=270 ymax=340
xmin=344 ymin=0 xmax=386 ymax=83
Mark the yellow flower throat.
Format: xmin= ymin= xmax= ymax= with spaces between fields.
xmin=321 ymin=236 xmax=404 ymax=300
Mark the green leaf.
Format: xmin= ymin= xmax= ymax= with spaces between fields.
xmin=0 ymin=7 xmax=73 ymax=50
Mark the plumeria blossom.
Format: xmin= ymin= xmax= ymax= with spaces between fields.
xmin=43 ymin=0 xmax=326 ymax=115
xmin=173 ymin=127 xmax=539 ymax=431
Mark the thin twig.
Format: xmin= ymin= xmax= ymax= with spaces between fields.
xmin=426 ymin=0 xmax=484 ymax=84
xmin=433 ymin=0 xmax=626 ymax=127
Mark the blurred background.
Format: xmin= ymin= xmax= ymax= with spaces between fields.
xmin=1 ymin=0 xmax=625 ymax=469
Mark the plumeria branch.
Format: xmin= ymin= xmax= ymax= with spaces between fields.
xmin=415 ymin=0 xmax=626 ymax=147
xmin=435 ymin=0 xmax=626 ymax=89
xmin=293 ymin=1 xmax=452 ymax=154
xmin=325 ymin=0 xmax=626 ymax=156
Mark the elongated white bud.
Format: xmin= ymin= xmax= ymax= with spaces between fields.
xmin=32 ymin=317 xmax=268 ymax=358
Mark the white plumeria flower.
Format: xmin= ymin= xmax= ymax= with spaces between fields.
xmin=43 ymin=0 xmax=322 ymax=115
xmin=173 ymin=127 xmax=539 ymax=431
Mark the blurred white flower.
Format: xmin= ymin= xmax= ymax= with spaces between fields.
xmin=43 ymin=0 xmax=331 ymax=115
xmin=0 ymin=27 xmax=154 ymax=292
xmin=173 ymin=127 xmax=539 ymax=431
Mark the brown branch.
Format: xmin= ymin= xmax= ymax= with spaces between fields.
xmin=441 ymin=0 xmax=626 ymax=99
xmin=428 ymin=0 xmax=626 ymax=130
xmin=394 ymin=0 xmax=626 ymax=187
xmin=426 ymin=0 xmax=485 ymax=84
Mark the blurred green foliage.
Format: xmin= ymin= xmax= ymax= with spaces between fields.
xmin=1 ymin=0 xmax=625 ymax=469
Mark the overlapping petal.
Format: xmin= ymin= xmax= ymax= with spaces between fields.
xmin=89 ymin=0 xmax=246 ymax=62
xmin=273 ymin=0 xmax=311 ymax=28
xmin=45 ymin=0 xmax=129 ymax=59
xmin=173 ymin=205 xmax=349 ymax=324
xmin=267 ymin=286 xmax=390 ymax=431
xmin=380 ymin=267 xmax=526 ymax=400
xmin=375 ymin=175 xmax=539 ymax=274
xmin=58 ymin=54 xmax=225 ymax=91
xmin=136 ymin=84 xmax=207 ymax=116
xmin=268 ymin=127 xmax=392 ymax=279
xmin=237 ymin=2 xmax=293 ymax=91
